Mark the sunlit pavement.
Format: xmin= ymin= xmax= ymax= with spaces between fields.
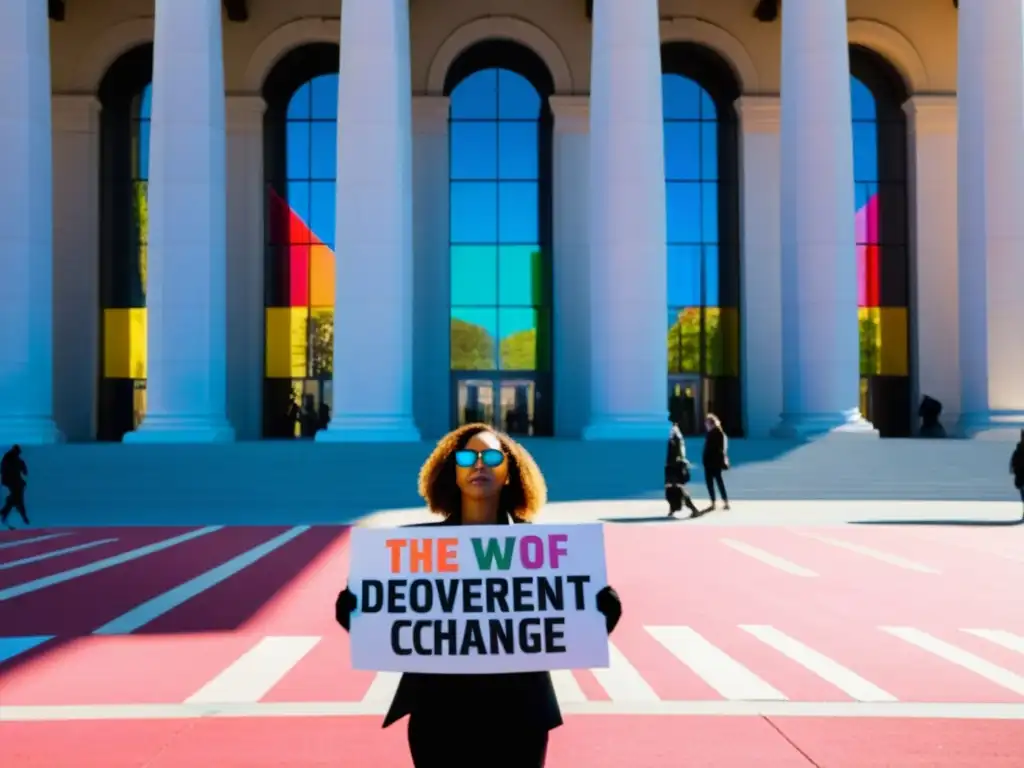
xmin=1 ymin=507 xmax=1022 ymax=766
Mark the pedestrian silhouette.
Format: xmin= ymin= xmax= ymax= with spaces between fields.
xmin=1011 ymin=430 xmax=1024 ymax=519
xmin=1 ymin=444 xmax=30 ymax=529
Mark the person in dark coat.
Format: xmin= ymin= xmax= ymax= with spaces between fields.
xmin=0 ymin=444 xmax=29 ymax=529
xmin=665 ymin=421 xmax=700 ymax=518
xmin=334 ymin=423 xmax=623 ymax=767
xmin=701 ymin=414 xmax=730 ymax=512
xmin=1011 ymin=430 xmax=1024 ymax=518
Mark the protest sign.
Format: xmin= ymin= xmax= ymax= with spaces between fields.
xmin=347 ymin=523 xmax=610 ymax=674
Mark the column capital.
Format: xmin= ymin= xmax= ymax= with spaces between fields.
xmin=549 ymin=95 xmax=589 ymax=133
xmin=734 ymin=95 xmax=780 ymax=132
xmin=902 ymin=94 xmax=956 ymax=133
xmin=412 ymin=95 xmax=449 ymax=134
xmin=51 ymin=94 xmax=101 ymax=133
xmin=226 ymin=94 xmax=266 ymax=132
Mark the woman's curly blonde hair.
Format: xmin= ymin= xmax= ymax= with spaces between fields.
xmin=417 ymin=423 xmax=547 ymax=521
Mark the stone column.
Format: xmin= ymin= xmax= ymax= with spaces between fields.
xmin=318 ymin=0 xmax=419 ymax=442
xmin=126 ymin=0 xmax=234 ymax=442
xmin=411 ymin=95 xmax=450 ymax=440
xmin=549 ymin=95 xmax=591 ymax=438
xmin=225 ymin=96 xmax=266 ymax=440
xmin=735 ymin=96 xmax=783 ymax=439
xmin=52 ymin=95 xmax=102 ymax=442
xmin=773 ymin=0 xmax=876 ymax=438
xmin=0 ymin=0 xmax=62 ymax=444
xmin=583 ymin=0 xmax=669 ymax=440
xmin=956 ymin=0 xmax=1024 ymax=437
xmin=903 ymin=96 xmax=960 ymax=431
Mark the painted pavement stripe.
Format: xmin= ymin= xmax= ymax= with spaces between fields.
xmin=962 ymin=629 xmax=1024 ymax=655
xmin=3 ymin=701 xmax=1024 ymax=721
xmin=93 ymin=526 xmax=310 ymax=635
xmin=646 ymin=625 xmax=787 ymax=701
xmin=0 ymin=533 xmax=71 ymax=551
xmin=719 ymin=538 xmax=818 ymax=577
xmin=0 ymin=635 xmax=54 ymax=664
xmin=792 ymin=532 xmax=940 ymax=573
xmin=550 ymin=670 xmax=588 ymax=703
xmin=361 ymin=672 xmax=401 ymax=705
xmin=186 ymin=636 xmax=322 ymax=704
xmin=591 ymin=641 xmax=660 ymax=702
xmin=0 ymin=526 xmax=222 ymax=601
xmin=0 ymin=538 xmax=118 ymax=570
xmin=882 ymin=627 xmax=1024 ymax=696
xmin=740 ymin=625 xmax=896 ymax=702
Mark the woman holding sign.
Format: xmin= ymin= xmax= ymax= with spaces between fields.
xmin=335 ymin=424 xmax=622 ymax=767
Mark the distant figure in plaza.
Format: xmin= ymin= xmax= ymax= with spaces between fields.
xmin=918 ymin=395 xmax=947 ymax=438
xmin=0 ymin=445 xmax=30 ymax=529
xmin=702 ymin=414 xmax=731 ymax=512
xmin=333 ymin=423 xmax=623 ymax=767
xmin=665 ymin=420 xmax=701 ymax=518
xmin=1011 ymin=431 xmax=1024 ymax=517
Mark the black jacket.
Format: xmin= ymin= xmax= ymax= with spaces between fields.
xmin=381 ymin=512 xmax=563 ymax=731
xmin=702 ymin=427 xmax=728 ymax=472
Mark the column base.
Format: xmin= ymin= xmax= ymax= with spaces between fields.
xmin=315 ymin=414 xmax=421 ymax=443
xmin=123 ymin=416 xmax=235 ymax=444
xmin=0 ymin=417 xmax=65 ymax=445
xmin=958 ymin=411 xmax=1024 ymax=440
xmin=582 ymin=415 xmax=670 ymax=441
xmin=771 ymin=410 xmax=879 ymax=440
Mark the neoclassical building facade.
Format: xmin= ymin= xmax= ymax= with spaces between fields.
xmin=1 ymin=0 xmax=1021 ymax=443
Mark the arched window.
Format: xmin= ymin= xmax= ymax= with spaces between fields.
xmin=445 ymin=41 xmax=554 ymax=436
xmin=850 ymin=46 xmax=910 ymax=437
xmin=663 ymin=43 xmax=742 ymax=436
xmin=262 ymin=44 xmax=339 ymax=438
xmin=97 ymin=45 xmax=153 ymax=441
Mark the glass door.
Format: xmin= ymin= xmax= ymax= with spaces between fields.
xmin=454 ymin=374 xmax=552 ymax=436
xmin=456 ymin=378 xmax=496 ymax=428
xmin=668 ymin=375 xmax=704 ymax=435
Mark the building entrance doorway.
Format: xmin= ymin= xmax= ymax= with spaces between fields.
xmin=668 ymin=375 xmax=705 ymax=436
xmin=454 ymin=374 xmax=552 ymax=437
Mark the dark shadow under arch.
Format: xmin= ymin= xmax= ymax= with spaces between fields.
xmin=662 ymin=42 xmax=743 ymax=436
xmin=850 ymin=44 xmax=911 ymax=437
xmin=443 ymin=39 xmax=556 ymax=436
xmin=97 ymin=44 xmax=153 ymax=441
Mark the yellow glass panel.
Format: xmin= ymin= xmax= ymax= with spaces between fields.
xmin=667 ymin=307 xmax=700 ymax=373
xmin=706 ymin=307 xmax=740 ymax=377
xmin=878 ymin=306 xmax=908 ymax=377
xmin=858 ymin=307 xmax=882 ymax=376
xmin=103 ymin=308 xmax=147 ymax=379
xmin=308 ymin=244 xmax=335 ymax=308
xmin=265 ymin=307 xmax=309 ymax=378
xmin=309 ymin=307 xmax=334 ymax=377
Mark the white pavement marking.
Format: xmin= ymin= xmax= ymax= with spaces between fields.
xmin=741 ymin=625 xmax=896 ymax=702
xmin=0 ymin=533 xmax=71 ymax=551
xmin=646 ymin=625 xmax=787 ymax=701
xmin=93 ymin=526 xmax=310 ymax=635
xmin=4 ymin=701 xmax=1024 ymax=722
xmin=882 ymin=627 xmax=1024 ymax=696
xmin=0 ymin=526 xmax=222 ymax=601
xmin=719 ymin=538 xmax=818 ymax=577
xmin=361 ymin=672 xmax=401 ymax=705
xmin=186 ymin=636 xmax=321 ymax=704
xmin=0 ymin=539 xmax=118 ymax=570
xmin=591 ymin=642 xmax=660 ymax=702
xmin=962 ymin=629 xmax=1024 ymax=655
xmin=551 ymin=670 xmax=588 ymax=703
xmin=792 ymin=532 xmax=940 ymax=573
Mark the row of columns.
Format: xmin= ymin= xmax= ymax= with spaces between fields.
xmin=1 ymin=0 xmax=1021 ymax=444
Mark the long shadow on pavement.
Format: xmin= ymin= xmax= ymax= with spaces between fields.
xmin=851 ymin=518 xmax=1023 ymax=527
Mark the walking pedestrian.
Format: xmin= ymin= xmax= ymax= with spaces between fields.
xmin=0 ymin=445 xmax=29 ymax=529
xmin=665 ymin=420 xmax=701 ymax=518
xmin=702 ymin=414 xmax=730 ymax=512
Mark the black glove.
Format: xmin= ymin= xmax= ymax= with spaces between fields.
xmin=334 ymin=587 xmax=357 ymax=631
xmin=595 ymin=585 xmax=622 ymax=634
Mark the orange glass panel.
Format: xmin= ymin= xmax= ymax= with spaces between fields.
xmin=878 ymin=307 xmax=908 ymax=377
xmin=308 ymin=244 xmax=336 ymax=308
